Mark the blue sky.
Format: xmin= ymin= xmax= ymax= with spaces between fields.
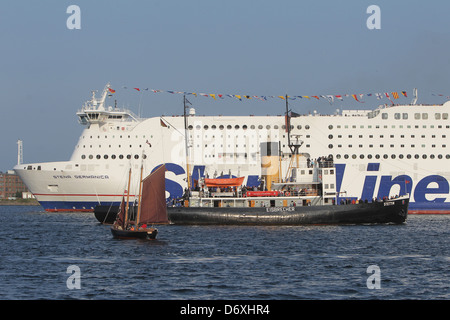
xmin=1 ymin=0 xmax=450 ymax=171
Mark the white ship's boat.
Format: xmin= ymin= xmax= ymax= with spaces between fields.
xmin=14 ymin=84 xmax=450 ymax=214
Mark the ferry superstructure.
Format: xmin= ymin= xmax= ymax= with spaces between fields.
xmin=14 ymin=84 xmax=450 ymax=214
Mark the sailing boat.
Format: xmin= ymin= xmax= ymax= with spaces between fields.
xmin=111 ymin=164 xmax=169 ymax=239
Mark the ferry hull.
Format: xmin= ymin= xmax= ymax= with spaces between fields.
xmin=15 ymin=164 xmax=448 ymax=214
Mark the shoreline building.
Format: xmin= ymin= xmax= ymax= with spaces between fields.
xmin=0 ymin=170 xmax=30 ymax=199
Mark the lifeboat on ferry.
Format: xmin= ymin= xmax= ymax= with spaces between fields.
xmin=205 ymin=177 xmax=245 ymax=187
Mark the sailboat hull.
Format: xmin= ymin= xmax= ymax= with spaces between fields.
xmin=110 ymin=227 xmax=158 ymax=240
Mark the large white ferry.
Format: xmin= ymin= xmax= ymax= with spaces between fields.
xmin=14 ymin=84 xmax=450 ymax=214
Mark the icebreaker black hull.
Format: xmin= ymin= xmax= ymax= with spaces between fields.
xmin=166 ymin=197 xmax=409 ymax=225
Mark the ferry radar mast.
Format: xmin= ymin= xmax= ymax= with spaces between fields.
xmin=17 ymin=140 xmax=23 ymax=166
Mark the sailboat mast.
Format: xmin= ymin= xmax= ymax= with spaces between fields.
xmin=136 ymin=164 xmax=144 ymax=225
xmin=124 ymin=168 xmax=132 ymax=225
xmin=184 ymin=95 xmax=191 ymax=191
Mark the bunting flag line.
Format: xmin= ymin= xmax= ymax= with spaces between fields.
xmin=107 ymin=85 xmax=411 ymax=105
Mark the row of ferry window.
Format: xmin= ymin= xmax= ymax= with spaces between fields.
xmin=328 ymin=124 xmax=450 ymax=129
xmin=328 ymin=134 xmax=447 ymax=139
xmin=80 ymin=154 xmax=148 ymax=160
xmin=81 ymin=123 xmax=450 ymax=138
xmin=328 ymin=144 xmax=447 ymax=148
xmin=335 ymin=154 xmax=450 ymax=160
xmin=83 ymin=135 xmax=148 ymax=139
xmin=188 ymin=124 xmax=307 ymax=130
xmin=381 ymin=112 xmax=449 ymax=120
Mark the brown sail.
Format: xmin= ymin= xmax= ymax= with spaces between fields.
xmin=138 ymin=164 xmax=169 ymax=225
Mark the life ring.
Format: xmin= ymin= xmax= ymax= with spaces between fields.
xmin=285 ymin=192 xmax=290 ymax=196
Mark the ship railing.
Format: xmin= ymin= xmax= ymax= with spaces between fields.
xmin=306 ymin=160 xmax=334 ymax=168
xmin=77 ymin=106 xmax=140 ymax=122
xmin=198 ymin=189 xmax=320 ymax=198
xmin=278 ymin=190 xmax=319 ymax=197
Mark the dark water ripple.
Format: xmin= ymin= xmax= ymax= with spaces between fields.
xmin=0 ymin=205 xmax=448 ymax=300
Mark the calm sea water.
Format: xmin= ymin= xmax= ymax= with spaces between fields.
xmin=0 ymin=205 xmax=448 ymax=301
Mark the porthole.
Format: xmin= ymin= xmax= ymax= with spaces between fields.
xmin=328 ymin=125 xmax=333 ymax=130
xmin=407 ymin=154 xmax=411 ymax=159
xmin=415 ymin=154 xmax=419 ymax=159
xmin=204 ymin=125 xmax=209 ymax=130
xmin=258 ymin=125 xmax=263 ymax=129
xmin=422 ymin=154 xmax=427 ymax=159
xmin=360 ymin=154 xmax=364 ymax=159
xmin=375 ymin=154 xmax=380 ymax=159
xmin=235 ymin=125 xmax=240 ymax=129
xmin=104 ymin=155 xmax=108 ymax=159
xmin=336 ymin=154 xmax=341 ymax=159
xmin=219 ymin=125 xmax=224 ymax=130
xmin=96 ymin=155 xmax=101 ymax=159
xmin=305 ymin=125 xmax=310 ymax=130
xmin=391 ymin=154 xmax=396 ymax=159
xmin=227 ymin=125 xmax=232 ymax=129
xmin=119 ymin=155 xmax=124 ymax=159
xmin=111 ymin=155 xmax=116 ymax=159
xmin=297 ymin=125 xmax=302 ymax=129
xmin=328 ymin=144 xmax=333 ymax=149
xmin=211 ymin=125 xmax=216 ymax=130
xmin=81 ymin=155 xmax=86 ymax=159
xmin=127 ymin=154 xmax=131 ymax=159
xmin=89 ymin=155 xmax=93 ymax=159
xmin=134 ymin=155 xmax=139 ymax=159
xmin=328 ymin=134 xmax=333 ymax=139
xmin=243 ymin=125 xmax=247 ymax=130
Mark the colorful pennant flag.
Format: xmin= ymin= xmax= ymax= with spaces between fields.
xmin=351 ymin=94 xmax=361 ymax=102
xmin=385 ymin=92 xmax=394 ymax=104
